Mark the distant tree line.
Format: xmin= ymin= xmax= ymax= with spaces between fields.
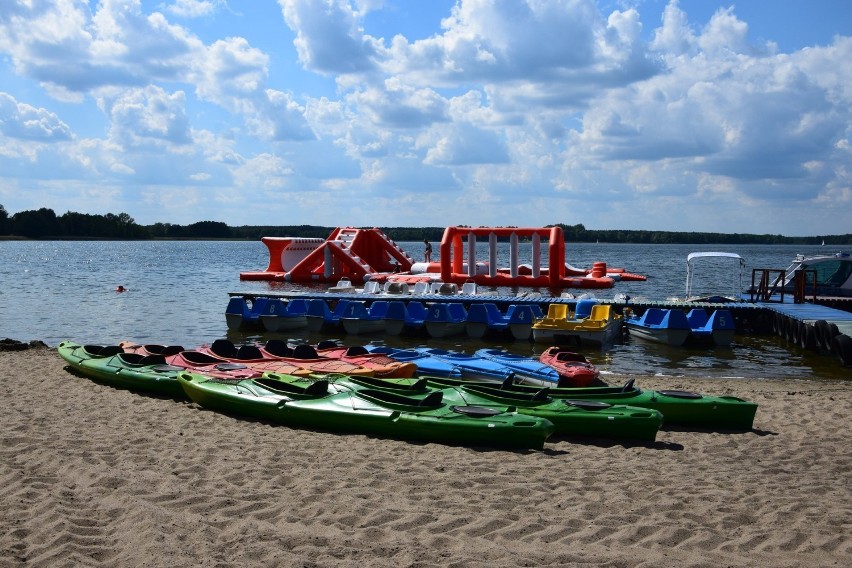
xmin=1 ymin=205 xmax=850 ymax=244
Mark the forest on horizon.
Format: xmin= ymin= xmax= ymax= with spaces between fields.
xmin=1 ymin=204 xmax=850 ymax=245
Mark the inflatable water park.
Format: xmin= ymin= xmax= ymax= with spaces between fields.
xmin=239 ymin=225 xmax=646 ymax=289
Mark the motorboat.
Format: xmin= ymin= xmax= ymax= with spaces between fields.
xmin=779 ymin=252 xmax=852 ymax=297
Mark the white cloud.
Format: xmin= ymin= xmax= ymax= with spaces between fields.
xmin=165 ymin=0 xmax=221 ymax=19
xmin=421 ymin=123 xmax=509 ymax=166
xmin=103 ymin=85 xmax=192 ymax=148
xmin=278 ymin=0 xmax=383 ymax=74
xmin=0 ymin=92 xmax=73 ymax=141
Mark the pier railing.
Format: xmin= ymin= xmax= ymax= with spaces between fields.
xmin=751 ymin=269 xmax=817 ymax=304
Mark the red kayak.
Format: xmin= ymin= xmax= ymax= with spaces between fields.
xmin=538 ymin=346 xmax=600 ymax=387
xmin=314 ymin=342 xmax=418 ymax=378
xmin=121 ymin=341 xmax=310 ymax=378
xmin=247 ymin=339 xmax=376 ymax=377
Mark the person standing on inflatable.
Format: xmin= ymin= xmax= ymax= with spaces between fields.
xmin=424 ymin=239 xmax=432 ymax=262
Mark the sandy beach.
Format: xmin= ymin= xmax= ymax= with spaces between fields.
xmin=1 ymin=344 xmax=850 ymax=567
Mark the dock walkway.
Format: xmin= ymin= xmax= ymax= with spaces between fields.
xmin=228 ymin=290 xmax=852 ymax=367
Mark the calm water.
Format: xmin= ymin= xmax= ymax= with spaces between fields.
xmin=0 ymin=239 xmax=846 ymax=382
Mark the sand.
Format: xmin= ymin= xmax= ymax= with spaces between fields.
xmin=1 ymin=344 xmax=850 ymax=568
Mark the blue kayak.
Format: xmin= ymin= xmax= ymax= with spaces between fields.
xmin=366 ymin=346 xmax=464 ymax=378
xmin=414 ymin=348 xmax=515 ymax=382
xmin=473 ymin=348 xmax=561 ymax=387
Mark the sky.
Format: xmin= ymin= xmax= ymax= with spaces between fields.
xmin=1 ymin=1 xmax=851 ymax=235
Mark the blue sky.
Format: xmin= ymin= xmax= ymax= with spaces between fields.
xmin=1 ymin=1 xmax=850 ymax=235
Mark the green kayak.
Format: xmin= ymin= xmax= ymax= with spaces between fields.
xmin=313 ymin=374 xmax=662 ymax=442
xmin=58 ymin=341 xmax=187 ymax=397
xmin=177 ymin=372 xmax=555 ymax=450
xmin=378 ymin=375 xmax=757 ymax=431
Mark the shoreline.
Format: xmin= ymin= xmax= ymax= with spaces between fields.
xmin=2 ymin=345 xmax=850 ymax=567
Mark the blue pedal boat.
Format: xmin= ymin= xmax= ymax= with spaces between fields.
xmin=305 ymin=299 xmax=352 ymax=333
xmin=225 ymin=296 xmax=271 ymax=331
xmin=625 ymin=308 xmax=691 ymax=347
xmin=340 ymin=301 xmax=390 ymax=335
xmin=687 ymin=309 xmax=736 ymax=346
xmin=384 ymin=301 xmax=428 ymax=336
xmin=424 ymin=302 xmax=468 ymax=338
xmin=259 ymin=298 xmax=309 ymax=332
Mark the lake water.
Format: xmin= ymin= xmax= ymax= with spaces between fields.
xmin=1 ymin=239 xmax=847 ymax=382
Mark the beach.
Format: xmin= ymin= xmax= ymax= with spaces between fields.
xmin=1 ymin=344 xmax=850 ymax=567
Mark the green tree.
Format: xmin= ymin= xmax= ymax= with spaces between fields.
xmin=12 ymin=208 xmax=61 ymax=238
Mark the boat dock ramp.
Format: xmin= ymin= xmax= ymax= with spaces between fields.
xmin=227 ymin=290 xmax=852 ymax=367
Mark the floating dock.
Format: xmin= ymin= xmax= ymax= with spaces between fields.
xmin=227 ymin=289 xmax=852 ymax=367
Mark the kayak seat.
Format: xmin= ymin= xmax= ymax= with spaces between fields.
xmin=358 ymin=388 xmax=443 ymax=407
xmin=137 ymin=354 xmax=168 ymax=365
xmin=305 ymin=380 xmax=330 ymax=396
xmin=263 ymin=339 xmax=293 ymax=357
xmin=117 ymin=352 xmax=145 ymax=364
xmin=126 ymin=353 xmax=166 ymax=365
xmin=532 ymin=388 xmax=550 ymax=401
xmin=293 ymin=344 xmax=320 ymax=360
xmin=87 ymin=345 xmax=123 ymax=357
xmin=316 ymin=340 xmax=339 ymax=350
xmin=156 ymin=345 xmax=185 ymax=356
xmin=345 ymin=345 xmax=370 ymax=356
xmin=210 ymin=339 xmax=238 ymax=358
xmin=236 ymin=345 xmax=263 ymax=360
xmin=181 ymin=351 xmax=222 ymax=364
xmin=555 ymin=351 xmax=586 ymax=363
xmin=419 ymin=391 xmax=444 ymax=407
xmin=255 ymin=378 xmax=329 ymax=396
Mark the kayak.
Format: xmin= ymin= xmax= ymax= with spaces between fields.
xmin=121 ymin=341 xmax=312 ymax=377
xmin=199 ymin=339 xmax=376 ymax=377
xmin=177 ymin=372 xmax=555 ymax=450
xmin=314 ymin=342 xmax=418 ymax=378
xmin=537 ymin=347 xmax=600 ymax=387
xmin=404 ymin=376 xmax=758 ymax=430
xmin=473 ymin=348 xmax=562 ymax=386
xmin=296 ymin=374 xmax=662 ymax=442
xmin=58 ymin=341 xmax=189 ymax=396
xmin=366 ymin=346 xmax=464 ymax=378
xmin=414 ymin=348 xmax=515 ymax=381
xmin=120 ymin=342 xmax=186 ymax=356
